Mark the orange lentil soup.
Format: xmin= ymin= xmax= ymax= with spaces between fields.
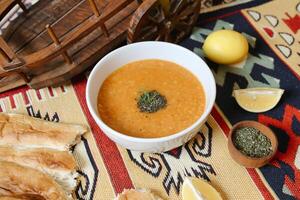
xmin=97 ymin=59 xmax=205 ymax=138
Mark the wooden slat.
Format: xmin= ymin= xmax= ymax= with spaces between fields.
xmin=88 ymin=0 xmax=100 ymax=17
xmin=0 ymin=37 xmax=24 ymax=71
xmin=101 ymin=0 xmax=134 ymax=21
xmin=0 ymin=37 xmax=15 ymax=61
xmin=0 ymin=74 xmax=26 ymax=93
xmin=46 ymin=25 xmax=72 ymax=64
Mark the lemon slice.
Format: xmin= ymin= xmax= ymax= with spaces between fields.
xmin=233 ymin=87 xmax=284 ymax=113
xmin=182 ymin=177 xmax=222 ymax=200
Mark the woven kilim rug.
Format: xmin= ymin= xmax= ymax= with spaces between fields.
xmin=0 ymin=0 xmax=299 ymax=199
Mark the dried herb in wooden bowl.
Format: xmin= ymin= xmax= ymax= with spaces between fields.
xmin=137 ymin=90 xmax=167 ymax=113
xmin=233 ymin=127 xmax=273 ymax=158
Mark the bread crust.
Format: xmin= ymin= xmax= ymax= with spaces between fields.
xmin=0 ymin=146 xmax=77 ymax=171
xmin=0 ymin=161 xmax=68 ymax=200
xmin=0 ymin=194 xmax=45 ymax=200
xmin=115 ymin=189 xmax=163 ymax=200
xmin=0 ymin=113 xmax=87 ymax=151
xmin=0 ymin=147 xmax=78 ymax=193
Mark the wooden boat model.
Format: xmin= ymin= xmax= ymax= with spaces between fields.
xmin=0 ymin=0 xmax=200 ymax=92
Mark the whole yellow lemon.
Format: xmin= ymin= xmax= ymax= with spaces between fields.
xmin=203 ymin=30 xmax=249 ymax=65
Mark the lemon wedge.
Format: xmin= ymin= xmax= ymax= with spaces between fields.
xmin=233 ymin=87 xmax=284 ymax=113
xmin=182 ymin=177 xmax=222 ymax=200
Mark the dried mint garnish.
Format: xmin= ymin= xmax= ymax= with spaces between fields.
xmin=137 ymin=90 xmax=167 ymax=113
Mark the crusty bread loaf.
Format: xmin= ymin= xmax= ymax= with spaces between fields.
xmin=0 ymin=197 xmax=23 ymax=200
xmin=0 ymin=194 xmax=45 ymax=200
xmin=0 ymin=161 xmax=70 ymax=200
xmin=0 ymin=147 xmax=78 ymax=194
xmin=0 ymin=197 xmax=28 ymax=200
xmin=0 ymin=113 xmax=87 ymax=151
xmin=115 ymin=189 xmax=164 ymax=200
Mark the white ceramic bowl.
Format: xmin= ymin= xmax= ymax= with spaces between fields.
xmin=86 ymin=41 xmax=216 ymax=152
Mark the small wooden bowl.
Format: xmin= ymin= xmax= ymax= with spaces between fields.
xmin=228 ymin=121 xmax=278 ymax=168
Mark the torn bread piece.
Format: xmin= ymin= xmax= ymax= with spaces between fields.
xmin=0 ymin=197 xmax=25 ymax=200
xmin=0 ymin=194 xmax=45 ymax=200
xmin=0 ymin=146 xmax=79 ymax=194
xmin=0 ymin=161 xmax=71 ymax=200
xmin=0 ymin=113 xmax=87 ymax=151
xmin=115 ymin=189 xmax=164 ymax=200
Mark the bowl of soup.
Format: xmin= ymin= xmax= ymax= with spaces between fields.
xmin=86 ymin=41 xmax=216 ymax=152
